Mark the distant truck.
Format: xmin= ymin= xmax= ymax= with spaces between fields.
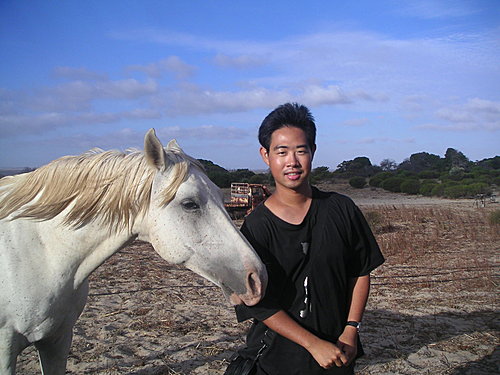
xmin=224 ymin=183 xmax=272 ymax=219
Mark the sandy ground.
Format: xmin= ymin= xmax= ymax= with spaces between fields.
xmin=15 ymin=185 xmax=499 ymax=374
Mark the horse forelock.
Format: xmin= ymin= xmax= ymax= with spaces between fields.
xmin=0 ymin=147 xmax=204 ymax=231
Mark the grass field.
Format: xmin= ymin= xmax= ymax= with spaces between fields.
xmin=16 ymin=188 xmax=499 ymax=374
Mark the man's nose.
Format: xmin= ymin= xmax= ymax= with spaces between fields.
xmin=286 ymin=153 xmax=299 ymax=167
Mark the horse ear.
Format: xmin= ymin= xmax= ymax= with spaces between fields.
xmin=166 ymin=139 xmax=184 ymax=153
xmin=144 ymin=128 xmax=167 ymax=170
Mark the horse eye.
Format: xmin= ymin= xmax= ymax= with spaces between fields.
xmin=181 ymin=199 xmax=200 ymax=211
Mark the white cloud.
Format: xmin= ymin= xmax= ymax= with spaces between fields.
xmin=157 ymin=125 xmax=249 ymax=140
xmin=426 ymin=97 xmax=500 ymax=131
xmin=158 ymin=85 xmax=293 ymax=116
xmin=466 ymin=98 xmax=500 ymax=114
xmin=340 ymin=118 xmax=369 ymax=127
xmin=0 ymin=108 xmax=161 ymax=137
xmin=212 ymin=53 xmax=265 ymax=69
xmin=127 ymin=56 xmax=196 ymax=79
xmin=416 ymin=122 xmax=500 ymax=132
xmin=3 ymin=26 xmax=498 ymax=142
xmin=390 ymin=0 xmax=480 ymax=19
xmin=53 ymin=66 xmax=108 ymax=81
xmin=301 ymin=85 xmax=351 ymax=106
xmin=335 ymin=137 xmax=415 ymax=145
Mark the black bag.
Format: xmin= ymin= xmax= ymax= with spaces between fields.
xmin=224 ymin=328 xmax=270 ymax=375
xmin=223 ymin=354 xmax=257 ymax=375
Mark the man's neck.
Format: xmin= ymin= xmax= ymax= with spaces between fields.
xmin=265 ymin=183 xmax=313 ymax=224
xmin=273 ymin=183 xmax=312 ymax=206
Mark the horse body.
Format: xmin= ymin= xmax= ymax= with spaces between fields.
xmin=0 ymin=129 xmax=267 ymax=374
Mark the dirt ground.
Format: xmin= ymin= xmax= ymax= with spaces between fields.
xmin=16 ymin=184 xmax=499 ymax=374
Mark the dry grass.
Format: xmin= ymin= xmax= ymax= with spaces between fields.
xmin=363 ymin=205 xmax=498 ymax=292
xmin=15 ymin=197 xmax=500 ymax=374
xmin=357 ymin=204 xmax=499 ymax=374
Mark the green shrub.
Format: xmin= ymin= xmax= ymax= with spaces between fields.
xmin=369 ymin=172 xmax=393 ymax=187
xmin=381 ymin=177 xmax=404 ymax=193
xmin=397 ymin=170 xmax=417 ymax=178
xmin=466 ymin=182 xmax=491 ymax=196
xmin=418 ymin=170 xmax=440 ymax=179
xmin=476 ymin=175 xmax=493 ymax=184
xmin=489 ymin=210 xmax=500 ymax=225
xmin=401 ymin=179 xmax=421 ymax=195
xmin=444 ymin=185 xmax=468 ymax=198
xmin=448 ymin=166 xmax=465 ymax=180
xmin=420 ymin=183 xmax=438 ymax=196
xmin=431 ymin=184 xmax=445 ymax=197
xmin=349 ymin=176 xmax=366 ymax=189
xmin=460 ymin=178 xmax=475 ymax=185
xmin=363 ymin=210 xmax=382 ymax=231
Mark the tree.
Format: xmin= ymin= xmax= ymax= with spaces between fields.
xmin=336 ymin=156 xmax=375 ymax=177
xmin=379 ymin=158 xmax=397 ymax=172
xmin=229 ymin=169 xmax=255 ymax=182
xmin=311 ymin=166 xmax=332 ymax=183
xmin=444 ymin=148 xmax=470 ymax=170
xmin=398 ymin=152 xmax=441 ymax=172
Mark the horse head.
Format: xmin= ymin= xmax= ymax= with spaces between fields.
xmin=139 ymin=129 xmax=267 ymax=306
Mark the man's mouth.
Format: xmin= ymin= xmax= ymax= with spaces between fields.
xmin=285 ymin=171 xmax=301 ymax=180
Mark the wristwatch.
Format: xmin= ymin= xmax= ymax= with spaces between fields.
xmin=346 ymin=321 xmax=361 ymax=331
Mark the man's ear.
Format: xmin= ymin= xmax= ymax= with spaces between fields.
xmin=259 ymin=146 xmax=270 ymax=166
xmin=311 ymin=144 xmax=317 ymax=160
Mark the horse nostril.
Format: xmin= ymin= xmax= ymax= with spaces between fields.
xmin=247 ymin=271 xmax=261 ymax=297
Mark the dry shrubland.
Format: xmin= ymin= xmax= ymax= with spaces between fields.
xmin=16 ymin=195 xmax=499 ymax=374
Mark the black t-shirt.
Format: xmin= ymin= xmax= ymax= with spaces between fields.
xmin=235 ymin=187 xmax=385 ymax=374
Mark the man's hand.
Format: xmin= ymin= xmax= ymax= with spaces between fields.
xmin=336 ymin=326 xmax=358 ymax=366
xmin=306 ymin=337 xmax=348 ymax=369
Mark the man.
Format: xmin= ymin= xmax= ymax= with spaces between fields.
xmin=229 ymin=103 xmax=385 ymax=375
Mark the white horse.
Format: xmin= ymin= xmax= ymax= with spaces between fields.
xmin=0 ymin=129 xmax=267 ymax=374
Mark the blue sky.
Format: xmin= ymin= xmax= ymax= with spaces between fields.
xmin=1 ymin=0 xmax=499 ymax=170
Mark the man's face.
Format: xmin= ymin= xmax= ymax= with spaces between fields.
xmin=260 ymin=126 xmax=315 ymax=192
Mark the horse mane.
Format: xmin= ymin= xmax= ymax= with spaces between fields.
xmin=0 ymin=146 xmax=204 ymax=231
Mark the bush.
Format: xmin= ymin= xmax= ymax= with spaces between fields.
xmin=431 ymin=184 xmax=445 ymax=197
xmin=400 ymin=179 xmax=421 ymax=195
xmin=363 ymin=210 xmax=382 ymax=232
xmin=349 ymin=176 xmax=366 ymax=189
xmin=397 ymin=170 xmax=417 ymax=178
xmin=381 ymin=177 xmax=404 ymax=193
xmin=444 ymin=185 xmax=468 ymax=198
xmin=249 ymin=173 xmax=271 ymax=184
xmin=418 ymin=170 xmax=440 ymax=179
xmin=489 ymin=210 xmax=500 ymax=225
xmin=369 ymin=172 xmax=393 ymax=187
xmin=420 ymin=183 xmax=438 ymax=196
xmin=476 ymin=175 xmax=493 ymax=184
xmin=466 ymin=182 xmax=491 ymax=196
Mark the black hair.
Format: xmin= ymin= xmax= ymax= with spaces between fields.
xmin=258 ymin=103 xmax=316 ymax=151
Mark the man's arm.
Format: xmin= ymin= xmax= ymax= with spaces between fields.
xmin=336 ymin=274 xmax=371 ymax=364
xmin=263 ymin=310 xmax=348 ymax=369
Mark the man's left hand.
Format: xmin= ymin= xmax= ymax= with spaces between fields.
xmin=336 ymin=326 xmax=358 ymax=366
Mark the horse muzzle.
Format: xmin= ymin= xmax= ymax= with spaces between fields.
xmin=227 ymin=268 xmax=267 ymax=306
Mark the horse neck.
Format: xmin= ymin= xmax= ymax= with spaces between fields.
xmin=38 ymin=216 xmax=140 ymax=289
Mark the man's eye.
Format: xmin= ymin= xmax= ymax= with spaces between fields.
xmin=181 ymin=199 xmax=200 ymax=211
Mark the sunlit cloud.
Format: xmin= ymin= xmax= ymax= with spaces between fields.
xmin=53 ymin=66 xmax=108 ymax=81
xmin=212 ymin=53 xmax=266 ymax=69
xmin=390 ymin=0 xmax=480 ymax=19
xmin=340 ymin=118 xmax=369 ymax=127
xmin=127 ymin=56 xmax=196 ymax=79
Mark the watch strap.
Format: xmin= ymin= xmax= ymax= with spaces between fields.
xmin=346 ymin=321 xmax=361 ymax=331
